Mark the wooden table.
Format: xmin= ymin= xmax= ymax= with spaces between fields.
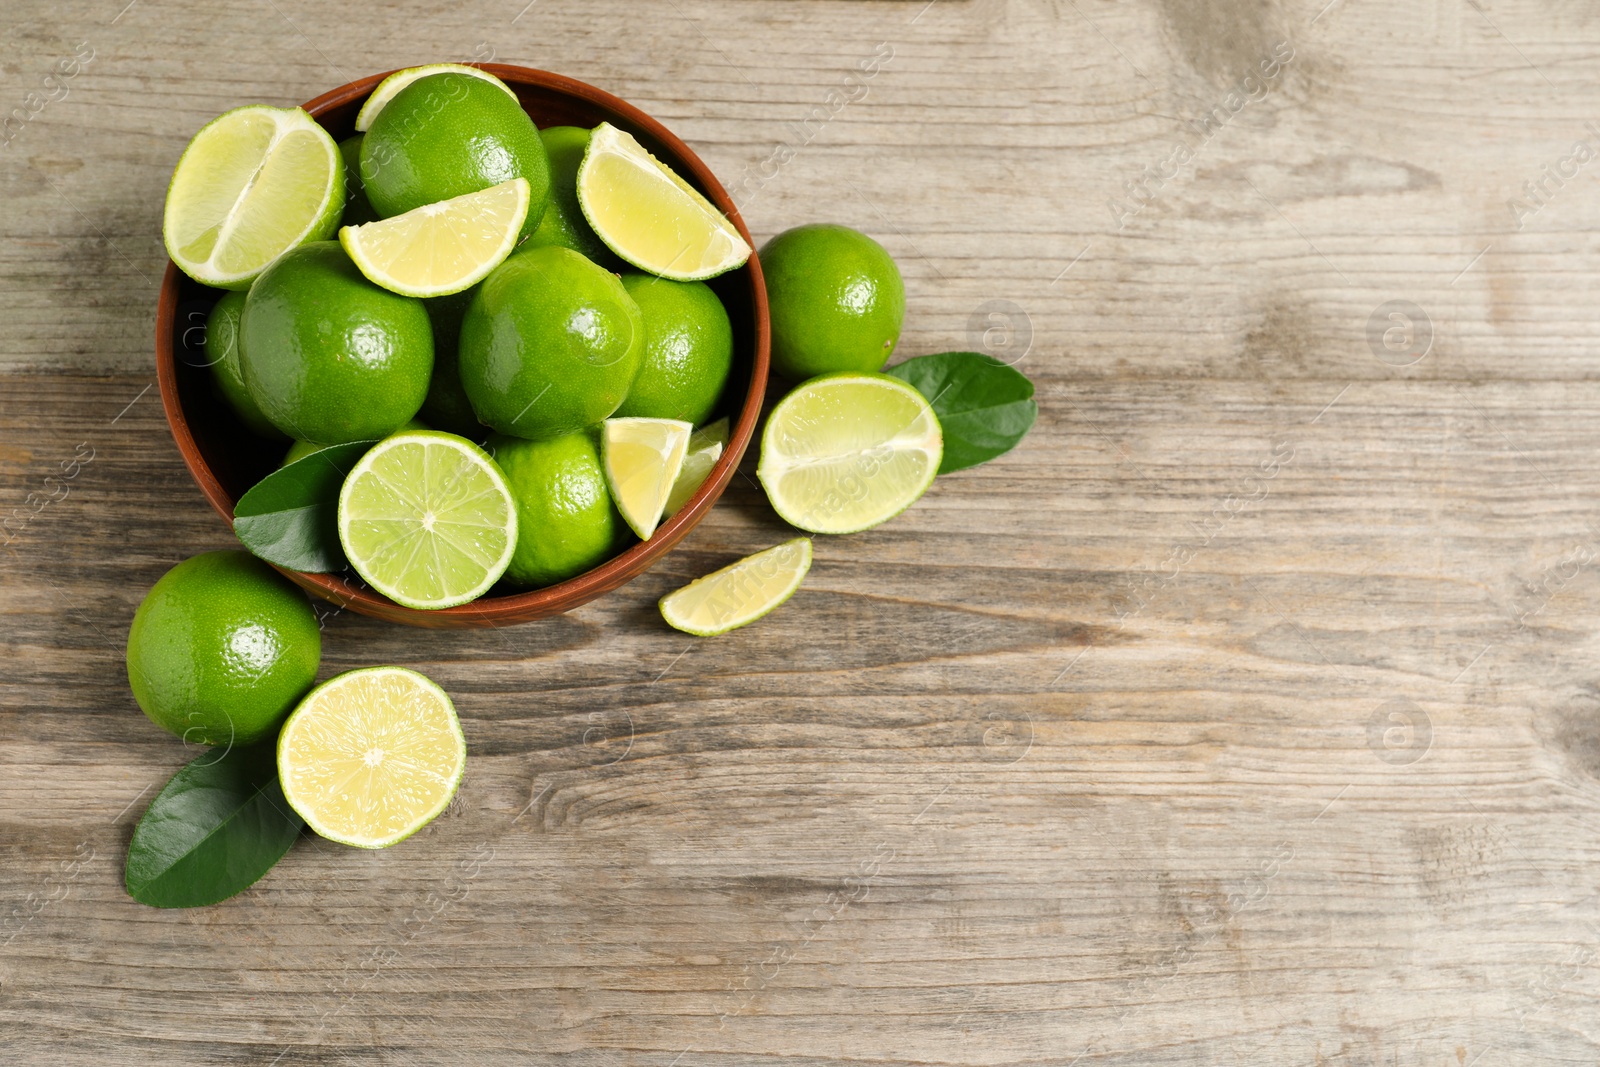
xmin=4 ymin=0 xmax=1599 ymax=1062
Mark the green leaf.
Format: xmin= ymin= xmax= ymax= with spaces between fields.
xmin=232 ymin=441 xmax=375 ymax=572
xmin=125 ymin=741 xmax=303 ymax=909
xmin=885 ymin=352 xmax=1037 ymax=474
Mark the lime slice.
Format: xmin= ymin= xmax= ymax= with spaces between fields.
xmin=163 ymin=105 xmax=343 ymax=289
xmin=757 ymin=373 xmax=942 ymax=535
xmin=354 ymin=63 xmax=517 ymax=132
xmin=601 ymin=417 xmax=693 ymax=540
xmin=664 ymin=417 xmax=728 ymax=517
xmin=577 ymin=122 xmax=752 ymax=281
xmin=340 ymin=177 xmax=530 ymax=297
xmin=660 ymin=538 xmax=812 ymax=636
xmin=337 ymin=431 xmax=518 ymax=609
xmin=277 ymin=667 xmax=466 ymax=849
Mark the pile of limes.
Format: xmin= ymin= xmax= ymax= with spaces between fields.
xmin=171 ymin=67 xmax=755 ymax=613
xmin=132 ymin=64 xmax=962 ymax=867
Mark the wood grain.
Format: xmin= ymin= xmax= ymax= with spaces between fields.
xmin=5 ymin=0 xmax=1600 ymax=1064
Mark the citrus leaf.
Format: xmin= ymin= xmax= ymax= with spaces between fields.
xmin=885 ymin=352 xmax=1037 ymax=474
xmin=125 ymin=742 xmax=303 ymax=909
xmin=232 ymin=441 xmax=375 ymax=572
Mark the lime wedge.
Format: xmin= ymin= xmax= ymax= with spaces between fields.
xmin=577 ymin=122 xmax=751 ymax=280
xmin=340 ymin=177 xmax=530 ymax=297
xmin=337 ymin=431 xmax=517 ymax=609
xmin=163 ymin=105 xmax=344 ymax=289
xmin=277 ymin=667 xmax=465 ymax=849
xmin=660 ymin=538 xmax=812 ymax=636
xmin=757 ymin=373 xmax=942 ymax=534
xmin=601 ymin=417 xmax=692 ymax=540
xmin=664 ymin=417 xmax=728 ymax=517
xmin=355 ymin=63 xmax=517 ymax=132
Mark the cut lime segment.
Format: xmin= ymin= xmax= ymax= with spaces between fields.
xmin=340 ymin=177 xmax=530 ymax=297
xmin=337 ymin=431 xmax=517 ymax=609
xmin=601 ymin=417 xmax=692 ymax=540
xmin=660 ymin=538 xmax=812 ymax=636
xmin=757 ymin=373 xmax=942 ymax=535
xmin=664 ymin=417 xmax=728 ymax=517
xmin=354 ymin=63 xmax=517 ymax=132
xmin=577 ymin=122 xmax=751 ymax=281
xmin=277 ymin=666 xmax=466 ymax=849
xmin=163 ymin=105 xmax=343 ymax=289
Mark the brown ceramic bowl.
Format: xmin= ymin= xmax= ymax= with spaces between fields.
xmin=155 ymin=64 xmax=768 ymax=628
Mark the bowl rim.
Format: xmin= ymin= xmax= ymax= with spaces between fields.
xmin=155 ymin=63 xmax=769 ymax=627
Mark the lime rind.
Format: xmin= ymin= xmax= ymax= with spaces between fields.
xmin=339 ymin=177 xmax=531 ymax=297
xmin=756 ymin=373 xmax=943 ymax=535
xmin=277 ymin=666 xmax=466 ymax=849
xmin=337 ymin=431 xmax=518 ymax=609
xmin=163 ymin=105 xmax=343 ymax=289
xmin=355 ymin=63 xmax=517 ymax=132
xmin=576 ymin=122 xmax=751 ymax=281
xmin=659 ymin=538 xmax=813 ymax=636
xmin=602 ymin=417 xmax=693 ymax=541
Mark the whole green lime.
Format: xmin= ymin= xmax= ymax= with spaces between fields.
xmin=338 ymin=134 xmax=379 ymax=226
xmin=522 ymin=126 xmax=620 ymax=267
xmin=126 ymin=551 xmax=321 ymax=747
xmin=489 ymin=431 xmax=619 ymax=586
xmin=205 ymin=290 xmax=283 ymax=440
xmin=614 ymin=274 xmax=732 ymax=424
xmin=459 ymin=245 xmax=644 ymax=439
xmin=761 ymin=223 xmax=904 ymax=380
xmin=360 ymin=73 xmax=549 ymax=238
xmin=241 ymin=241 xmax=433 ymax=444
xmin=419 ymin=288 xmax=485 ymax=439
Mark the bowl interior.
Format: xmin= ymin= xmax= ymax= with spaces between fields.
xmin=160 ymin=65 xmax=767 ymax=628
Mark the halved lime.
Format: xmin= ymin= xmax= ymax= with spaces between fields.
xmin=277 ymin=666 xmax=465 ymax=849
xmin=337 ymin=431 xmax=517 ymax=609
xmin=757 ymin=373 xmax=943 ymax=534
xmin=577 ymin=122 xmax=751 ymax=280
xmin=664 ymin=416 xmax=728 ymax=517
xmin=660 ymin=538 xmax=812 ymax=636
xmin=340 ymin=177 xmax=530 ymax=297
xmin=163 ymin=105 xmax=343 ymax=289
xmin=601 ymin=417 xmax=692 ymax=540
xmin=354 ymin=63 xmax=517 ymax=132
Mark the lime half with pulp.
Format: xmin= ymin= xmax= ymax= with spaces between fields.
xmin=337 ymin=431 xmax=517 ymax=609
xmin=278 ymin=666 xmax=465 ymax=849
xmin=757 ymin=373 xmax=942 ymax=535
